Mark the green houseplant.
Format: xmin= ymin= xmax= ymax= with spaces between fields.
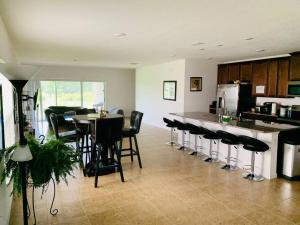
xmin=0 ymin=135 xmax=79 ymax=196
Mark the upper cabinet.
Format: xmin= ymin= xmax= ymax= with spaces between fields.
xmin=240 ymin=62 xmax=252 ymax=82
xmin=290 ymin=52 xmax=300 ymax=81
xmin=266 ymin=60 xmax=278 ymax=97
xmin=277 ymin=58 xmax=290 ymax=97
xmin=252 ymin=60 xmax=268 ymax=96
xmin=217 ymin=57 xmax=290 ymax=97
xmin=217 ymin=64 xmax=229 ymax=84
xmin=228 ymin=64 xmax=240 ymax=82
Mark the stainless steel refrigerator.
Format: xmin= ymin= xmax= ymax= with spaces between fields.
xmin=216 ymin=83 xmax=256 ymax=117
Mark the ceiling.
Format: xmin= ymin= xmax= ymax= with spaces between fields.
xmin=0 ymin=0 xmax=300 ymax=68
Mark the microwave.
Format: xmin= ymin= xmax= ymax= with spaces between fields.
xmin=287 ymin=81 xmax=300 ymax=97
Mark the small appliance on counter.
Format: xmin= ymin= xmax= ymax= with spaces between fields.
xmin=290 ymin=105 xmax=300 ymax=120
xmin=260 ymin=102 xmax=273 ymax=115
xmin=279 ymin=105 xmax=288 ymax=118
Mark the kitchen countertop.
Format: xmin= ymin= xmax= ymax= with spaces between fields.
xmin=170 ymin=112 xmax=299 ymax=133
xmin=243 ymin=111 xmax=300 ymax=126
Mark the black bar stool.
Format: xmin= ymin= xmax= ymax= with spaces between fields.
xmin=239 ymin=135 xmax=269 ymax=181
xmin=216 ymin=130 xmax=239 ymax=170
xmin=203 ymin=129 xmax=221 ymax=162
xmin=163 ymin=118 xmax=177 ymax=146
xmin=186 ymin=123 xmax=207 ymax=155
xmin=121 ymin=111 xmax=143 ymax=168
xmin=173 ymin=120 xmax=191 ymax=150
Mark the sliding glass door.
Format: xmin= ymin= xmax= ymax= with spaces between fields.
xmin=40 ymin=81 xmax=105 ymax=121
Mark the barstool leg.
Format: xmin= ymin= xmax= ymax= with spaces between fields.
xmin=204 ymin=140 xmax=213 ymax=162
xmin=177 ymin=131 xmax=185 ymax=150
xmin=166 ymin=127 xmax=176 ymax=146
xmin=221 ymin=145 xmax=231 ymax=170
xmin=242 ymin=151 xmax=264 ymax=181
xmin=188 ymin=134 xmax=197 ymax=155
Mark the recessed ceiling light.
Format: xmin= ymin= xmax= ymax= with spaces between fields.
xmin=192 ymin=42 xmax=205 ymax=46
xmin=114 ymin=33 xmax=127 ymax=37
xmin=199 ymin=48 xmax=205 ymax=51
xmin=245 ymin=37 xmax=254 ymax=41
xmin=256 ymin=49 xmax=265 ymax=52
xmin=217 ymin=44 xmax=223 ymax=47
xmin=130 ymin=62 xmax=139 ymax=65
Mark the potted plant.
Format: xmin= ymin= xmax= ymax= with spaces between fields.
xmin=0 ymin=135 xmax=79 ymax=195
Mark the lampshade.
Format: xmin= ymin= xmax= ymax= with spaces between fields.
xmin=11 ymin=144 xmax=33 ymax=162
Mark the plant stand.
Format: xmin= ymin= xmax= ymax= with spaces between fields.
xmin=28 ymin=177 xmax=58 ymax=225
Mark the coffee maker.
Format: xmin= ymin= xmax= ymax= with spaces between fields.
xmin=260 ymin=102 xmax=272 ymax=114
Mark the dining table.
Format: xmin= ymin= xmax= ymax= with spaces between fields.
xmin=65 ymin=113 xmax=124 ymax=176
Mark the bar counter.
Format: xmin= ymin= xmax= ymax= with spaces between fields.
xmin=169 ymin=112 xmax=300 ymax=179
xmin=170 ymin=112 xmax=297 ymax=133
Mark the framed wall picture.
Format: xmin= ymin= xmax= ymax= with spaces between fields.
xmin=163 ymin=80 xmax=177 ymax=101
xmin=190 ymin=77 xmax=202 ymax=91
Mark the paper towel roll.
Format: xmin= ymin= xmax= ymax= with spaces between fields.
xmin=271 ymin=103 xmax=277 ymax=115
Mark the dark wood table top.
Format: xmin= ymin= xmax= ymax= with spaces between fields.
xmin=72 ymin=113 xmax=123 ymax=124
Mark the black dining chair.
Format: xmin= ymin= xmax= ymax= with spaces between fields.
xmin=49 ymin=113 xmax=81 ymax=143
xmin=121 ymin=111 xmax=143 ymax=168
xmin=91 ymin=117 xmax=125 ymax=187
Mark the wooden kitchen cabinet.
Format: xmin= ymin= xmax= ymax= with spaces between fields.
xmin=290 ymin=52 xmax=300 ymax=80
xmin=266 ymin=60 xmax=278 ymax=97
xmin=277 ymin=58 xmax=290 ymax=97
xmin=252 ymin=60 xmax=268 ymax=96
xmin=240 ymin=62 xmax=252 ymax=82
xmin=217 ymin=64 xmax=229 ymax=84
xmin=228 ymin=64 xmax=240 ymax=82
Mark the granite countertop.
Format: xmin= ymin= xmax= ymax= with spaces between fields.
xmin=243 ymin=111 xmax=300 ymax=126
xmin=170 ymin=112 xmax=299 ymax=133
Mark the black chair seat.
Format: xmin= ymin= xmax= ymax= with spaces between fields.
xmin=166 ymin=123 xmax=176 ymax=128
xmin=284 ymin=137 xmax=300 ymax=145
xmin=216 ymin=130 xmax=239 ymax=145
xmin=122 ymin=127 xmax=138 ymax=137
xmin=239 ymin=135 xmax=269 ymax=152
xmin=59 ymin=130 xmax=80 ymax=140
xmin=174 ymin=120 xmax=189 ymax=131
xmin=163 ymin=118 xmax=176 ymax=128
xmin=203 ymin=129 xmax=220 ymax=140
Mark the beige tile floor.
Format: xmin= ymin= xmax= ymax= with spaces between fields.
xmin=9 ymin=123 xmax=300 ymax=225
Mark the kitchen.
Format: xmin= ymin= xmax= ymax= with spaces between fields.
xmin=171 ymin=52 xmax=300 ymax=181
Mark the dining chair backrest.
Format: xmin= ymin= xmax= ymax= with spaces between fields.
xmin=49 ymin=113 xmax=59 ymax=139
xmin=94 ymin=117 xmax=124 ymax=145
xmin=130 ymin=111 xmax=143 ymax=133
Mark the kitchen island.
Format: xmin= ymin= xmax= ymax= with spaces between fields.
xmin=170 ymin=112 xmax=299 ymax=179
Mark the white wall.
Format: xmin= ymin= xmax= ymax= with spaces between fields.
xmin=0 ymin=73 xmax=15 ymax=225
xmin=184 ymin=59 xmax=218 ymax=112
xmin=136 ymin=60 xmax=185 ymax=128
xmin=33 ymin=65 xmax=135 ymax=116
xmin=135 ymin=59 xmax=218 ymax=128
xmin=0 ymin=15 xmax=15 ymax=63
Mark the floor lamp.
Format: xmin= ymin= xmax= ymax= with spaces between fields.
xmin=10 ymin=80 xmax=32 ymax=225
